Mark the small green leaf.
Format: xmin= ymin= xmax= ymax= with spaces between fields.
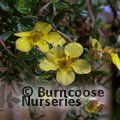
xmin=16 ymin=59 xmax=29 ymax=71
xmin=51 ymin=0 xmax=56 ymax=5
xmin=0 ymin=0 xmax=10 ymax=12
xmin=67 ymin=112 xmax=76 ymax=120
xmin=56 ymin=2 xmax=70 ymax=11
xmin=80 ymin=10 xmax=88 ymax=17
xmin=15 ymin=0 xmax=30 ymax=14
xmin=0 ymin=31 xmax=12 ymax=41
xmin=39 ymin=72 xmax=52 ymax=80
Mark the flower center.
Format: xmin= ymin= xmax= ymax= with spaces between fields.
xmin=29 ymin=30 xmax=44 ymax=43
xmin=58 ymin=55 xmax=74 ymax=68
xmin=103 ymin=47 xmax=115 ymax=54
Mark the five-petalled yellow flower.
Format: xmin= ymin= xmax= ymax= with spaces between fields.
xmin=39 ymin=43 xmax=91 ymax=86
xmin=14 ymin=22 xmax=65 ymax=52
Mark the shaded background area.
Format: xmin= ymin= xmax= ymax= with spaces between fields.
xmin=113 ymin=67 xmax=120 ymax=120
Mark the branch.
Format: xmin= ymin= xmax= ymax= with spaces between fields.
xmin=85 ymin=0 xmax=95 ymax=26
xmin=85 ymin=0 xmax=106 ymax=41
xmin=39 ymin=0 xmax=61 ymax=13
xmin=93 ymin=62 xmax=105 ymax=71
xmin=39 ymin=1 xmax=51 ymax=13
xmin=0 ymin=38 xmax=17 ymax=58
xmin=57 ymin=30 xmax=72 ymax=42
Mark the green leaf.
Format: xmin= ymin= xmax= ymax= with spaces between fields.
xmin=92 ymin=19 xmax=102 ymax=38
xmin=17 ymin=52 xmax=33 ymax=60
xmin=16 ymin=59 xmax=29 ymax=71
xmin=91 ymin=0 xmax=101 ymax=5
xmin=67 ymin=112 xmax=76 ymax=120
xmin=15 ymin=0 xmax=30 ymax=14
xmin=38 ymin=80 xmax=51 ymax=86
xmin=51 ymin=0 xmax=56 ymax=5
xmin=80 ymin=10 xmax=88 ymax=17
xmin=0 ymin=31 xmax=12 ymax=41
xmin=91 ymin=70 xmax=109 ymax=77
xmin=0 ymin=0 xmax=10 ymax=12
xmin=39 ymin=72 xmax=52 ymax=80
xmin=4 ymin=76 xmax=16 ymax=85
xmin=56 ymin=2 xmax=70 ymax=11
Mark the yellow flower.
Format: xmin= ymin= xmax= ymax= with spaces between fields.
xmin=14 ymin=22 xmax=65 ymax=52
xmin=85 ymin=99 xmax=104 ymax=113
xmin=39 ymin=43 xmax=91 ymax=86
xmin=91 ymin=39 xmax=120 ymax=70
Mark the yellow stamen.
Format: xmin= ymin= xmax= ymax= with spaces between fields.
xmin=58 ymin=55 xmax=75 ymax=68
xmin=29 ymin=30 xmax=44 ymax=43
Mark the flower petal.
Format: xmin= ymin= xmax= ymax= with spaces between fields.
xmin=47 ymin=46 xmax=63 ymax=61
xmin=111 ymin=53 xmax=120 ymax=70
xmin=36 ymin=41 xmax=49 ymax=52
xmin=71 ymin=59 xmax=91 ymax=74
xmin=46 ymin=32 xmax=66 ymax=46
xmin=56 ymin=68 xmax=75 ymax=86
xmin=39 ymin=59 xmax=58 ymax=71
xmin=16 ymin=38 xmax=33 ymax=52
xmin=65 ymin=43 xmax=83 ymax=58
xmin=35 ymin=22 xmax=52 ymax=33
xmin=14 ymin=31 xmax=31 ymax=37
xmin=91 ymin=39 xmax=102 ymax=51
